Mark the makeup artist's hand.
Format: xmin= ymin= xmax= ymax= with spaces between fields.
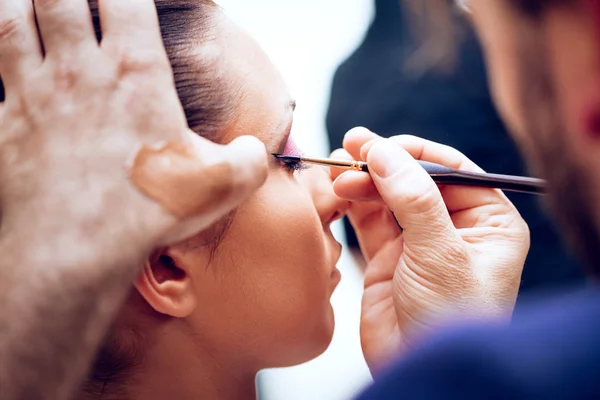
xmin=331 ymin=128 xmax=529 ymax=376
xmin=0 ymin=1 xmax=266 ymax=399
xmin=0 ymin=0 xmax=268 ymax=250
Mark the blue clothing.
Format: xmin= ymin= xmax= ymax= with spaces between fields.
xmin=358 ymin=287 xmax=600 ymax=399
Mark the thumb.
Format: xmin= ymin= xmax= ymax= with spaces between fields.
xmin=130 ymin=134 xmax=268 ymax=244
xmin=190 ymin=134 xmax=269 ymax=208
xmin=365 ymin=139 xmax=461 ymax=251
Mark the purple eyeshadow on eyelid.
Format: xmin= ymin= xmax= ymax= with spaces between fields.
xmin=283 ymin=137 xmax=302 ymax=156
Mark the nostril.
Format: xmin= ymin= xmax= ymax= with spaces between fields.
xmin=330 ymin=211 xmax=341 ymax=223
xmin=327 ymin=209 xmax=346 ymax=225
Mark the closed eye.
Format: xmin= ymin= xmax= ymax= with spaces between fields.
xmin=278 ymin=135 xmax=308 ymax=173
xmin=280 ymin=157 xmax=309 ymax=173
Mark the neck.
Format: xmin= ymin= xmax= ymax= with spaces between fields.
xmin=94 ymin=322 xmax=259 ymax=400
xmin=128 ymin=362 xmax=258 ymax=400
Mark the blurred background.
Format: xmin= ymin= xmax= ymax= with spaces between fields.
xmin=216 ymin=0 xmax=585 ymax=399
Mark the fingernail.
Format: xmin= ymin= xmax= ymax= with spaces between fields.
xmin=360 ymin=138 xmax=382 ymax=160
xmin=368 ymin=140 xmax=404 ymax=178
xmin=330 ymin=148 xmax=349 ymax=159
xmin=346 ymin=126 xmax=372 ymax=137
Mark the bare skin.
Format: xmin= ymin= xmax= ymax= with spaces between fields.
xmin=0 ymin=1 xmax=267 ymax=399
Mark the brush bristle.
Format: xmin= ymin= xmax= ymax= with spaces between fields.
xmin=272 ymin=154 xmax=301 ymax=160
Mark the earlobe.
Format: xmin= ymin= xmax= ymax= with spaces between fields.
xmin=134 ymin=251 xmax=197 ymax=318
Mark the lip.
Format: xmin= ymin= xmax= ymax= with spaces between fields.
xmin=331 ymin=266 xmax=341 ymax=286
xmin=330 ymin=241 xmax=343 ymax=286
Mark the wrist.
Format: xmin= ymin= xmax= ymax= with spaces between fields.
xmin=0 ymin=207 xmax=148 ymax=400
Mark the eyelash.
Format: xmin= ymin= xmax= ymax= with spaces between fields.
xmin=280 ymin=158 xmax=309 ymax=173
xmin=278 ymin=135 xmax=308 ymax=173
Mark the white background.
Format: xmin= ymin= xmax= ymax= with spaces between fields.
xmin=215 ymin=1 xmax=376 ymax=399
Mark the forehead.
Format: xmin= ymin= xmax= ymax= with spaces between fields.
xmin=211 ymin=11 xmax=292 ymax=147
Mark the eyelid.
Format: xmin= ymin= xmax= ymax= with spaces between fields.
xmin=282 ymin=135 xmax=302 ymax=157
xmin=275 ymin=135 xmax=308 ymax=173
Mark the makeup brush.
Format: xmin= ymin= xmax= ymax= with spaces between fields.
xmin=273 ymin=154 xmax=546 ymax=195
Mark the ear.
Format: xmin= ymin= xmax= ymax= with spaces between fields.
xmin=135 ymin=250 xmax=197 ymax=318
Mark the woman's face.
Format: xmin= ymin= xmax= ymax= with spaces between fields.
xmin=137 ymin=11 xmax=348 ymax=369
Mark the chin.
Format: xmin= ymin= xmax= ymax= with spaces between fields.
xmin=309 ymin=304 xmax=336 ymax=359
xmin=270 ymin=305 xmax=336 ymax=368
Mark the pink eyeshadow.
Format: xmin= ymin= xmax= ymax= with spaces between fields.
xmin=283 ymin=136 xmax=302 ymax=157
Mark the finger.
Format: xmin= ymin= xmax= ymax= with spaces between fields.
xmin=333 ymin=171 xmax=379 ymax=201
xmin=390 ymin=136 xmax=519 ymax=215
xmin=329 ymin=145 xmax=401 ymax=260
xmin=347 ymin=200 xmax=401 ymax=262
xmin=335 ymin=159 xmax=505 ymax=215
xmin=0 ymin=0 xmax=43 ymax=91
xmin=190 ymin=134 xmax=269 ymax=216
xmin=33 ymin=0 xmax=96 ymax=58
xmin=330 ymin=147 xmax=379 ymax=200
xmin=329 ymin=148 xmax=353 ymax=180
xmin=366 ymin=139 xmax=463 ymax=250
xmin=153 ymin=134 xmax=268 ymax=244
xmin=362 ymin=135 xmax=513 ymax=213
xmin=99 ymin=0 xmax=165 ymax=53
xmin=343 ymin=127 xmax=381 ymax=161
xmin=361 ymin=134 xmax=484 ymax=173
xmin=362 ymin=235 xmax=403 ymax=289
xmin=333 ymin=169 xmax=505 ymax=217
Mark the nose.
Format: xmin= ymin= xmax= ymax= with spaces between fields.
xmin=299 ymin=167 xmax=350 ymax=227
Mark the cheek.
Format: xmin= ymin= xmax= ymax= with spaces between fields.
xmin=192 ymin=170 xmax=334 ymax=359
xmin=232 ymin=173 xmax=329 ymax=303
xmin=236 ymin=172 xmax=326 ymax=271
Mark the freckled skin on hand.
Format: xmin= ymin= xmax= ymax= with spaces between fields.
xmin=129 ymin=142 xmax=234 ymax=219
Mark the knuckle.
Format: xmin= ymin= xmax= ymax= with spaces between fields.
xmin=115 ymin=49 xmax=170 ymax=77
xmin=401 ymin=183 xmax=440 ymax=215
xmin=0 ymin=16 xmax=24 ymax=42
xmin=51 ymin=59 xmax=83 ymax=91
xmin=444 ymin=242 xmax=470 ymax=268
xmin=199 ymin=159 xmax=237 ymax=200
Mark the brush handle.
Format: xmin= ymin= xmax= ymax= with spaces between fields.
xmin=275 ymin=154 xmax=546 ymax=195
xmin=416 ymin=161 xmax=546 ymax=195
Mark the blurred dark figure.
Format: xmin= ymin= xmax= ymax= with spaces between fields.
xmin=326 ymin=0 xmax=585 ymax=293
